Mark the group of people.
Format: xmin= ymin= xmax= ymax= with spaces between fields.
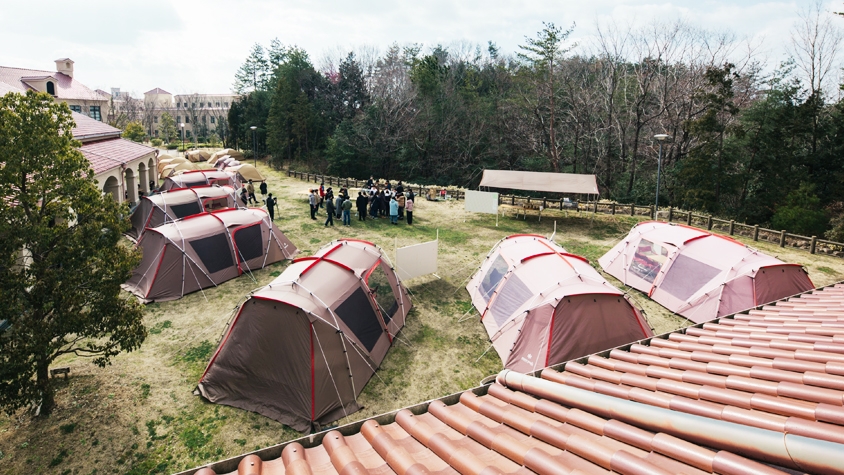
xmin=307 ymin=177 xmax=415 ymax=227
xmin=239 ymin=179 xmax=278 ymax=221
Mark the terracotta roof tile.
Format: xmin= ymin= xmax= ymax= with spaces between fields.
xmin=145 ymin=87 xmax=171 ymax=95
xmin=71 ymin=111 xmax=121 ymax=141
xmin=78 ymin=138 xmax=156 ymax=175
xmin=0 ymin=65 xmax=104 ymax=101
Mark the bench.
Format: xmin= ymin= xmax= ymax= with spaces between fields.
xmin=50 ymin=367 xmax=70 ymax=379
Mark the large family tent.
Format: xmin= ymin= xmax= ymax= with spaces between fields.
xmin=159 ymin=161 xmax=215 ymax=179
xmin=599 ymin=221 xmax=814 ymax=323
xmin=160 ymin=170 xmax=237 ymax=191
xmin=186 ymin=150 xmax=212 ymax=162
xmin=466 ymin=235 xmax=652 ymax=373
xmin=227 ymin=164 xmax=265 ymax=182
xmin=207 ymin=149 xmax=245 ymax=165
xmin=123 ymin=208 xmax=297 ymax=302
xmin=127 ymin=185 xmax=238 ymax=241
xmin=197 ymin=239 xmax=411 ymax=433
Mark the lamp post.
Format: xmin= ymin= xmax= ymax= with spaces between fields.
xmin=250 ymin=125 xmax=257 ymax=167
xmin=180 ymin=123 xmax=185 ymax=157
xmin=654 ymin=134 xmax=670 ymax=219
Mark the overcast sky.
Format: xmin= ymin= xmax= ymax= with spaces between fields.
xmin=0 ymin=0 xmax=839 ymax=96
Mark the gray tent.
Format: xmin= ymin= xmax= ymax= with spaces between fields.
xmin=123 ymin=209 xmax=297 ymax=302
xmin=127 ymin=185 xmax=237 ymax=241
xmin=197 ymin=239 xmax=411 ymax=433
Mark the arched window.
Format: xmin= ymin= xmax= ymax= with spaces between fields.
xmin=46 ymin=81 xmax=55 ymax=95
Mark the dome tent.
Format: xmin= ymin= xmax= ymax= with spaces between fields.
xmin=598 ymin=221 xmax=814 ymax=323
xmin=197 ymin=239 xmax=411 ymax=433
xmin=466 ymin=234 xmax=652 ymax=373
xmin=127 ymin=185 xmax=238 ymax=241
xmin=160 ymin=170 xmax=237 ymax=191
xmin=123 ymin=208 xmax=297 ymax=302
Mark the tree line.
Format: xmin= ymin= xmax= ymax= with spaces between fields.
xmin=228 ymin=6 xmax=844 ymax=238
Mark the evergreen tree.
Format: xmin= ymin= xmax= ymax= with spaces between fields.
xmin=233 ymin=43 xmax=270 ymax=93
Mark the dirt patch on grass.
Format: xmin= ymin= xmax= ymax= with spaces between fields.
xmin=2 ymin=162 xmax=841 ymax=474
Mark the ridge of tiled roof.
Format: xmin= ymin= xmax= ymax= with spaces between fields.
xmin=145 ymin=87 xmax=171 ymax=95
xmin=181 ymin=282 xmax=844 ymax=475
xmin=0 ymin=65 xmax=104 ymax=101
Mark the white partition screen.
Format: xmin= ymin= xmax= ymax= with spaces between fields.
xmin=396 ymin=239 xmax=438 ymax=281
xmin=465 ymin=190 xmax=499 ymax=214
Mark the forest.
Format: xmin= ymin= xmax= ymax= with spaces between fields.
xmin=227 ymin=7 xmax=844 ymax=239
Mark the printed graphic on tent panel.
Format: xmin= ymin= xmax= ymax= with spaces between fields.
xmin=599 ymin=221 xmax=813 ymax=323
xmin=467 ymin=235 xmax=652 ymax=372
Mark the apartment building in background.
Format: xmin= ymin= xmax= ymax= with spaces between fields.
xmin=0 ymin=58 xmax=109 ymax=120
xmin=141 ymin=88 xmax=238 ymax=142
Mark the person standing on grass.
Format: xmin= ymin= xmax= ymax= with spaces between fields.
xmin=319 ymin=182 xmax=325 ymax=208
xmin=265 ymin=193 xmax=277 ymax=221
xmin=342 ymin=195 xmax=352 ymax=226
xmin=335 ymin=192 xmax=343 ymax=219
xmin=370 ymin=191 xmax=380 ymax=219
xmin=325 ymin=196 xmax=335 ymax=226
xmin=356 ymin=191 xmax=367 ymax=221
xmin=405 ymin=197 xmax=414 ymax=224
xmin=308 ymin=189 xmax=318 ymax=219
xmin=247 ymin=180 xmax=257 ymax=204
xmin=259 ymin=181 xmax=268 ymax=199
xmin=240 ymin=185 xmax=249 ymax=207
xmin=397 ymin=192 xmax=406 ymax=220
xmin=389 ymin=195 xmax=399 ymax=224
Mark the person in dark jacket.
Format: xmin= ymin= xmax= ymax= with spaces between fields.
xmin=369 ymin=192 xmax=380 ymax=218
xmin=259 ymin=181 xmax=268 ymax=198
xmin=356 ymin=192 xmax=368 ymax=220
xmin=325 ymin=197 xmax=335 ymax=226
xmin=265 ymin=193 xmax=277 ymax=220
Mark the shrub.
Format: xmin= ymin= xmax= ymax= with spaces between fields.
xmin=166 ymin=143 xmax=178 ymax=150
xmin=771 ymin=183 xmax=828 ymax=237
xmin=150 ymin=138 xmax=163 ymax=147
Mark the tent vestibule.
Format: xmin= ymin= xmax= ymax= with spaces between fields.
xmin=466 ymin=234 xmax=652 ymax=373
xmin=598 ymin=221 xmax=814 ymax=323
xmin=197 ymin=239 xmax=411 ymax=433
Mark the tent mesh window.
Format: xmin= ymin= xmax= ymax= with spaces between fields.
xmin=169 ymin=202 xmax=203 ymax=219
xmin=630 ymin=239 xmax=669 ymax=283
xmin=335 ymin=287 xmax=382 ymax=352
xmin=660 ymin=254 xmax=721 ymax=301
xmin=203 ymin=197 xmax=228 ymax=212
xmin=480 ymin=255 xmax=508 ymax=303
xmin=367 ymin=264 xmax=398 ymax=324
xmin=233 ymin=224 xmax=264 ymax=264
xmin=489 ymin=274 xmax=533 ymax=326
xmin=189 ymin=234 xmax=235 ymax=274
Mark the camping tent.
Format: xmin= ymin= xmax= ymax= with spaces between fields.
xmin=466 ymin=235 xmax=652 ymax=373
xmin=197 ymin=239 xmax=411 ymax=433
xmin=466 ymin=234 xmax=653 ymax=372
xmin=157 ymin=157 xmax=189 ymax=175
xmin=208 ymin=149 xmax=245 ymax=165
xmin=160 ymin=170 xmax=238 ymax=191
xmin=123 ymin=208 xmax=297 ymax=302
xmin=186 ymin=150 xmax=212 ymax=162
xmin=160 ymin=161 xmax=215 ymax=178
xmin=598 ymin=222 xmax=814 ymax=323
xmin=127 ymin=185 xmax=238 ymax=241
xmin=227 ymin=164 xmax=265 ymax=182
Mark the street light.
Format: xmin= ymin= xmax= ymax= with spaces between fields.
xmin=180 ymin=123 xmax=185 ymax=157
xmin=250 ymin=125 xmax=258 ymax=167
xmin=654 ymin=134 xmax=670 ymax=219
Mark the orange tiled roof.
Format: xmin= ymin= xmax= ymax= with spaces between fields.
xmin=79 ymin=138 xmax=156 ymax=175
xmin=70 ymin=111 xmax=121 ymax=142
xmin=0 ymin=65 xmax=105 ymax=101
xmin=183 ymin=283 xmax=844 ymax=475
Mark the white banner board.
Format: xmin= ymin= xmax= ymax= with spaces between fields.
xmin=396 ymin=239 xmax=438 ymax=281
xmin=465 ymin=190 xmax=499 ymax=215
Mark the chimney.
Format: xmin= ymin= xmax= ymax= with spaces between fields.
xmin=55 ymin=58 xmax=74 ymax=78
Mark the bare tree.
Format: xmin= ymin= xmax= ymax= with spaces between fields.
xmin=789 ymin=0 xmax=843 ymax=97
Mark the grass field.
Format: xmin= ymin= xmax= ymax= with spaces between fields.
xmin=2 ymin=160 xmax=844 ymax=475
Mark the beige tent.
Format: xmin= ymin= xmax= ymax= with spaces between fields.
xmin=227 ymin=164 xmax=265 ymax=182
xmin=479 ymin=170 xmax=599 ymax=195
xmin=599 ymin=222 xmax=814 ymax=323
xmin=466 ymin=234 xmax=652 ymax=373
xmin=157 ymin=157 xmax=189 ymax=175
xmin=123 ymin=208 xmax=298 ymax=302
xmin=208 ymin=149 xmax=245 ymax=165
xmin=160 ymin=170 xmax=238 ymax=191
xmin=186 ymin=150 xmax=212 ymax=162
xmin=158 ymin=153 xmax=174 ymax=161
xmin=197 ymin=239 xmax=411 ymax=433
xmin=127 ymin=185 xmax=238 ymax=241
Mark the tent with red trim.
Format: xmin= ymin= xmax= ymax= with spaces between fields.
xmin=127 ymin=185 xmax=238 ymax=241
xmin=196 ymin=239 xmax=411 ymax=433
xmin=122 ymin=208 xmax=297 ymax=303
xmin=598 ymin=221 xmax=814 ymax=323
xmin=160 ymin=170 xmax=238 ymax=191
xmin=466 ymin=235 xmax=651 ymax=373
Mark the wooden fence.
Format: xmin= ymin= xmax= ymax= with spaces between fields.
xmin=287 ymin=170 xmax=844 ymax=257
